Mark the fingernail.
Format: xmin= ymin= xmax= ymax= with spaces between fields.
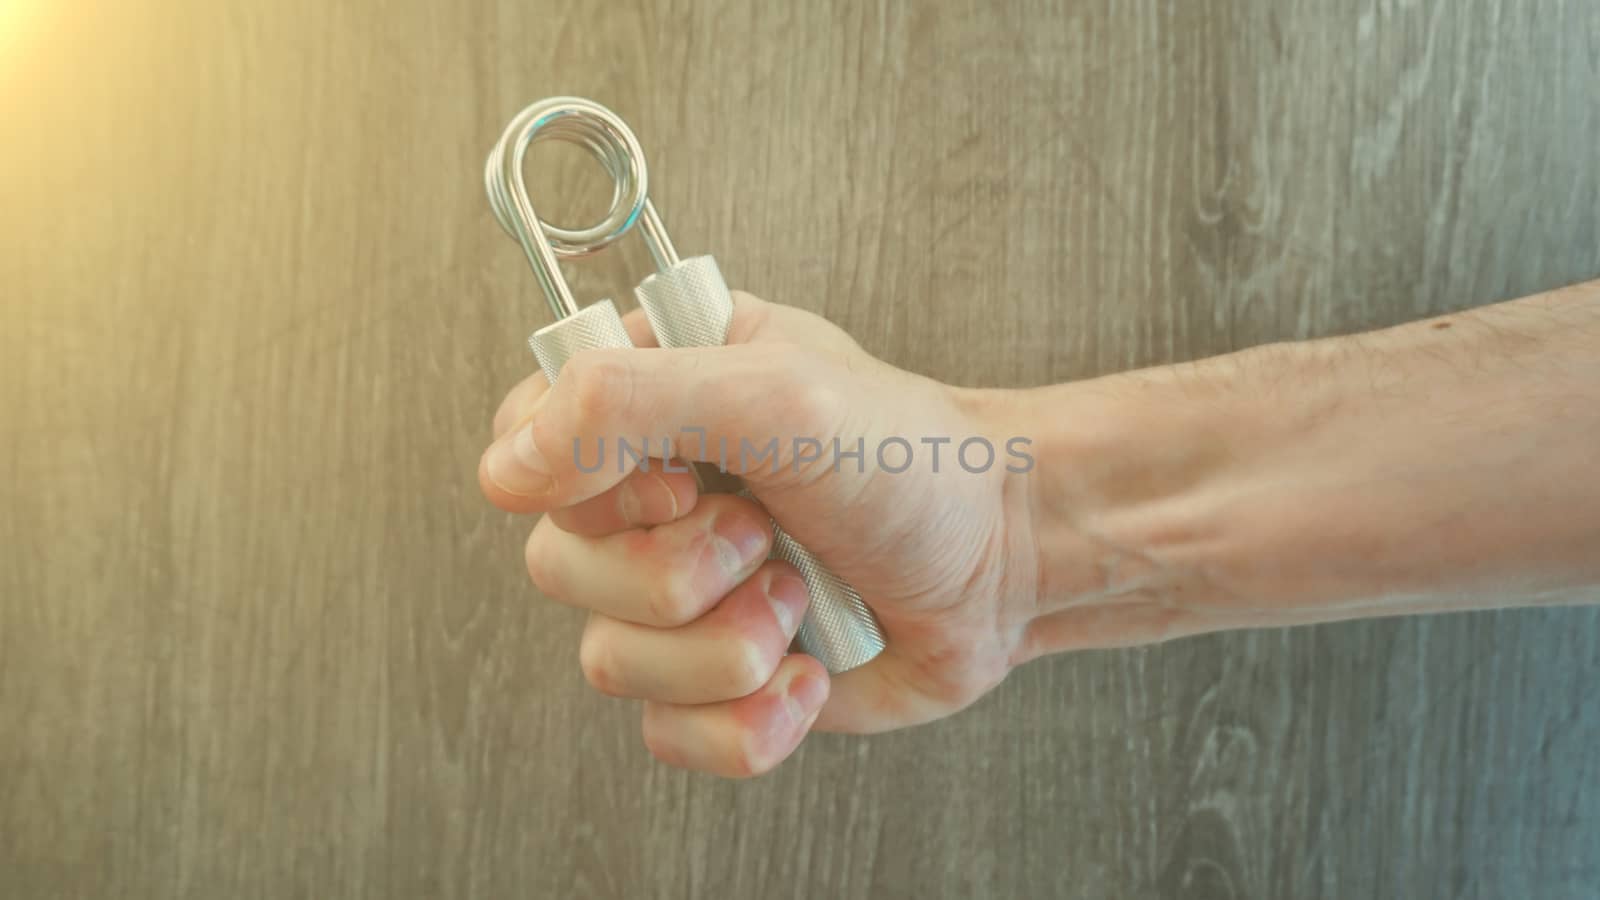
xmin=766 ymin=573 xmax=808 ymax=637
xmin=784 ymin=673 xmax=828 ymax=725
xmin=651 ymin=473 xmax=681 ymax=521
xmin=618 ymin=472 xmax=679 ymax=526
xmin=617 ymin=479 xmax=644 ymax=525
xmin=486 ymin=422 xmax=552 ymax=497
xmin=710 ymin=515 xmax=768 ymax=578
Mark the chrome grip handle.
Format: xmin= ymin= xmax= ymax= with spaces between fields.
xmin=635 ymin=257 xmax=887 ymax=673
xmin=528 ymin=299 xmax=635 ymax=381
xmin=767 ymin=510 xmax=887 ymax=673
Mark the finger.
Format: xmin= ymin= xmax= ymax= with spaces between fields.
xmin=578 ymin=560 xmax=808 ymax=704
xmin=641 ymin=654 xmax=830 ymax=778
xmin=620 ymin=307 xmax=660 ymax=348
xmin=546 ymin=463 xmax=700 ymax=537
xmin=481 ymin=301 xmax=850 ymax=514
xmin=525 ymin=493 xmax=773 ymax=627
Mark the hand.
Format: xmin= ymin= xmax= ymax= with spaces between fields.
xmin=478 ymin=292 xmax=1042 ymax=776
xmin=478 ymin=280 xmax=1600 ymax=776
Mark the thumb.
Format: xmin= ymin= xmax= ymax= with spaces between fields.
xmin=479 ymin=340 xmax=855 ymax=514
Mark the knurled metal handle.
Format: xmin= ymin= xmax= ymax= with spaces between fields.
xmin=528 ymin=299 xmax=635 ymax=380
xmin=763 ymin=498 xmax=887 ymax=673
xmin=635 ymin=257 xmax=887 ymax=673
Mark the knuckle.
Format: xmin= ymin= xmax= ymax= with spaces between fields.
xmin=722 ymin=635 xmax=778 ymax=698
xmin=641 ymin=732 xmax=666 ymax=763
xmin=731 ymin=732 xmax=778 ymax=779
xmin=577 ymin=627 xmax=621 ymax=696
xmin=641 ymin=718 xmax=679 ymax=768
xmin=646 ymin=575 xmax=700 ymax=627
xmin=524 ymin=527 xmax=559 ymax=598
xmin=641 ymin=526 xmax=716 ymax=625
xmin=784 ymin=377 xmax=844 ymax=434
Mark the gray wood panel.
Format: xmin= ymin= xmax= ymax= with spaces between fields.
xmin=3 ymin=1 xmax=1598 ymax=897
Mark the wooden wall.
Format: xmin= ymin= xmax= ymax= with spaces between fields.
xmin=4 ymin=1 xmax=1598 ymax=896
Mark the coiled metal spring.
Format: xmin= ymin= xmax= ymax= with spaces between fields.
xmin=484 ymin=97 xmax=679 ymax=320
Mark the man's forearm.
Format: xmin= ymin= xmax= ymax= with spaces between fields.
xmin=1011 ymin=279 xmax=1600 ymax=648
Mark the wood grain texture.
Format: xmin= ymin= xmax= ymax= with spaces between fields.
xmin=3 ymin=1 xmax=1598 ymax=897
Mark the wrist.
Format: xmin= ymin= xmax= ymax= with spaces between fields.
xmin=991 ymin=342 xmax=1354 ymax=658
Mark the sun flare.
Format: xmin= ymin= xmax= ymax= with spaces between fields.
xmin=0 ymin=0 xmax=52 ymax=75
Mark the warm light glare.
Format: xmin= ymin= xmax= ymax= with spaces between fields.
xmin=0 ymin=0 xmax=51 ymax=74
